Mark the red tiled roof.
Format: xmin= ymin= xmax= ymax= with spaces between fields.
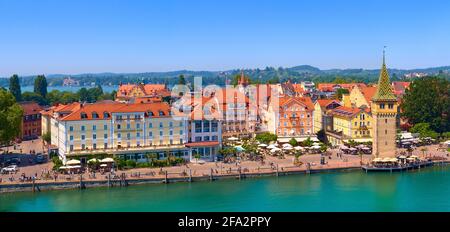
xmin=359 ymin=86 xmax=377 ymax=104
xmin=292 ymin=84 xmax=305 ymax=94
xmin=58 ymin=101 xmax=174 ymax=121
xmin=174 ymin=95 xmax=222 ymax=120
xmin=392 ymin=82 xmax=411 ymax=96
xmin=330 ymin=106 xmax=370 ymax=118
xmin=132 ymin=97 xmax=163 ymax=104
xmin=278 ymin=96 xmax=314 ymax=111
xmin=20 ymin=102 xmax=43 ymax=116
xmin=316 ymin=99 xmax=340 ymax=108
xmin=317 ymin=83 xmax=367 ymax=92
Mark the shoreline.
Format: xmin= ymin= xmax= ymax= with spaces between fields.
xmin=1 ymin=165 xmax=362 ymax=193
xmin=2 ymin=161 xmax=448 ymax=194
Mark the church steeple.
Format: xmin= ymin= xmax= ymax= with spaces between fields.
xmin=238 ymin=69 xmax=249 ymax=86
xmin=372 ymin=47 xmax=397 ymax=101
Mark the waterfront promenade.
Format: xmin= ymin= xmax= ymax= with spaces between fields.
xmin=0 ymin=151 xmax=367 ymax=192
xmin=1 ymin=144 xmax=448 ymax=193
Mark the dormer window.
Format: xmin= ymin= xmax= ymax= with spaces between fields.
xmin=80 ymin=112 xmax=88 ymax=119
xmin=159 ymin=111 xmax=164 ymax=116
xmin=103 ymin=112 xmax=110 ymax=118
xmin=148 ymin=111 xmax=154 ymax=117
xmin=92 ymin=112 xmax=99 ymax=119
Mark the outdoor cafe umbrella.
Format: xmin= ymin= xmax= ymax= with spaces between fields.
xmin=311 ymin=145 xmax=321 ymax=149
xmin=66 ymin=159 xmax=81 ymax=166
xmin=372 ymin=158 xmax=382 ymax=162
xmin=228 ymin=137 xmax=239 ymax=141
xmin=282 ymin=143 xmax=293 ymax=147
xmin=67 ymin=165 xmax=81 ymax=169
xmin=340 ymin=145 xmax=349 ymax=150
xmin=267 ymin=144 xmax=278 ymax=149
xmin=270 ymin=148 xmax=282 ymax=153
xmin=294 ymin=146 xmax=304 ymax=151
xmin=313 ymin=142 xmax=321 ymax=146
xmin=100 ymin=164 xmax=108 ymax=167
xmin=59 ymin=166 xmax=69 ymax=170
xmin=398 ymin=156 xmax=407 ymax=159
xmin=283 ymin=147 xmax=293 ymax=150
xmin=101 ymin=158 xmax=115 ymax=163
xmin=234 ymin=146 xmax=245 ymax=152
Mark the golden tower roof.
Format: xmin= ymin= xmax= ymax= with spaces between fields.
xmin=372 ymin=49 xmax=397 ymax=101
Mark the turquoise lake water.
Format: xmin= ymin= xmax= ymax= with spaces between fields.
xmin=1 ymin=166 xmax=450 ymax=212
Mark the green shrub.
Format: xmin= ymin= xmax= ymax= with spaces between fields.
xmin=114 ymin=158 xmax=127 ymax=170
xmin=410 ymin=123 xmax=439 ymax=139
xmin=151 ymin=160 xmax=169 ymax=167
xmin=442 ymin=132 xmax=450 ymax=139
xmin=255 ymin=132 xmax=277 ymax=144
xmin=289 ymin=138 xmax=298 ymax=146
xmin=52 ymin=156 xmax=63 ymax=171
xmin=136 ymin=162 xmax=150 ymax=168
xmin=125 ymin=160 xmax=137 ymax=168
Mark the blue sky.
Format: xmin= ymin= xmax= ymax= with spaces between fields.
xmin=1 ymin=0 xmax=450 ymax=76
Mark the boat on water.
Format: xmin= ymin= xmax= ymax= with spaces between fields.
xmin=362 ymin=158 xmax=434 ymax=172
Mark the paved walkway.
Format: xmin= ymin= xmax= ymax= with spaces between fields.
xmin=1 ymin=144 xmax=448 ymax=185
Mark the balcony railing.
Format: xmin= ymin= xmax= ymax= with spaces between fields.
xmin=67 ymin=143 xmax=187 ymax=156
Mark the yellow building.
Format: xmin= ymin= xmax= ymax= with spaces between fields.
xmin=47 ymin=101 xmax=189 ymax=163
xmin=343 ymin=85 xmax=377 ymax=108
xmin=326 ymin=106 xmax=373 ymax=145
xmin=313 ymin=99 xmax=341 ymax=133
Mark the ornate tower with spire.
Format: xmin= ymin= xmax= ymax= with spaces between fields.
xmin=371 ymin=48 xmax=398 ymax=158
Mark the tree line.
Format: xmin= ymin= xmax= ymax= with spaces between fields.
xmin=8 ymin=74 xmax=116 ymax=106
xmin=400 ymin=76 xmax=450 ymax=138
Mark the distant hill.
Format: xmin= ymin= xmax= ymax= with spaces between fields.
xmin=288 ymin=65 xmax=322 ymax=73
xmin=1 ymin=65 xmax=449 ymax=88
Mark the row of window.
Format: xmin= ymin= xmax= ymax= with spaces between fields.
xmin=69 ymin=138 xmax=184 ymax=151
xmin=283 ymin=113 xmax=310 ymax=119
xmin=354 ymin=130 xmax=370 ymax=135
xmin=69 ymin=121 xmax=184 ymax=132
xmin=277 ymin=129 xmax=311 ymax=136
xmin=194 ymin=135 xmax=219 ymax=142
xmin=284 ymin=113 xmax=311 ymax=118
xmin=24 ymin=114 xmax=41 ymax=121
xmin=355 ymin=121 xmax=370 ymax=127
xmin=191 ymin=147 xmax=216 ymax=157
xmin=194 ymin=121 xmax=219 ymax=133
xmin=279 ymin=121 xmax=311 ymax=127
xmin=379 ymin=103 xmax=394 ymax=109
xmin=70 ymin=130 xmax=184 ymax=141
